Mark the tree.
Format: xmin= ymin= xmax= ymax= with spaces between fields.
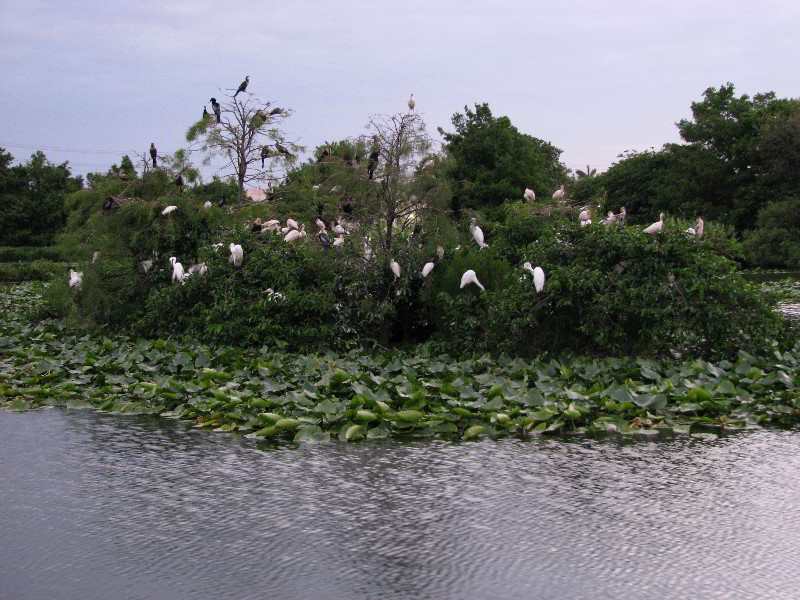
xmin=575 ymin=165 xmax=596 ymax=179
xmin=0 ymin=149 xmax=83 ymax=246
xmin=439 ymin=103 xmax=568 ymax=216
xmin=186 ymin=87 xmax=299 ymax=202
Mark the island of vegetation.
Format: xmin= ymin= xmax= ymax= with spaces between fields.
xmin=1 ymin=82 xmax=799 ymax=442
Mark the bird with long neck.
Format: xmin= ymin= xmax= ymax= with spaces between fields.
xmin=469 ymin=218 xmax=487 ymax=250
xmin=644 ymin=213 xmax=665 ymax=235
xmin=234 ymin=76 xmax=249 ymax=98
xmin=460 ymin=270 xmax=485 ymax=291
xmin=408 ymin=93 xmax=416 ymax=111
xmin=210 ymin=98 xmax=221 ymax=123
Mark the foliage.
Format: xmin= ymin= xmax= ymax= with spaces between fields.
xmin=0 ymin=246 xmax=64 ymax=262
xmin=0 ymin=260 xmax=67 ymax=282
xmin=3 ymin=283 xmax=800 ymax=444
xmin=743 ymin=196 xmax=800 ymax=268
xmin=439 ymin=103 xmax=568 ymax=216
xmin=0 ymin=149 xmax=83 ymax=247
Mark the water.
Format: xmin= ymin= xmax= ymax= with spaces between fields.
xmin=1 ymin=410 xmax=799 ymax=600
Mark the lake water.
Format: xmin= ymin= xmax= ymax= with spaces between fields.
xmin=1 ymin=410 xmax=799 ymax=600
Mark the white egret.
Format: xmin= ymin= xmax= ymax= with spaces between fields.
xmin=92 ymin=250 xmax=100 ymax=263
xmin=460 ymin=269 xmax=485 ymax=291
xmin=532 ymin=267 xmax=545 ymax=292
xmin=390 ymin=259 xmax=401 ymax=279
xmin=203 ymin=200 xmax=212 ymax=209
xmin=469 ymin=218 xmax=487 ymax=250
xmin=284 ymin=224 xmax=306 ymax=243
xmin=68 ymin=269 xmax=83 ymax=289
xmin=644 ymin=213 xmax=664 ymax=235
xmin=552 ymin=185 xmax=566 ymax=201
xmin=162 ymin=205 xmax=178 ymax=215
xmin=422 ymin=262 xmax=435 ymax=277
xmin=408 ymin=93 xmax=416 ymax=111
xmin=333 ymin=235 xmax=345 ymax=247
xmin=600 ymin=211 xmax=617 ymax=225
xmin=332 ymin=222 xmax=347 ymax=235
xmin=286 ymin=218 xmax=299 ymax=230
xmin=364 ymin=240 xmax=374 ymax=260
xmin=229 ymin=243 xmax=243 ymax=267
xmin=281 ymin=226 xmax=290 ymax=234
xmin=579 ymin=208 xmax=591 ymax=224
xmin=580 ymin=219 xmax=592 ymax=228
xmin=618 ymin=207 xmax=627 ymax=226
xmin=315 ymin=218 xmax=326 ymax=232
xmin=523 ymin=262 xmax=536 ymax=278
xmin=139 ymin=259 xmax=153 ymax=274
xmin=524 ymin=188 xmax=536 ymax=202
xmin=263 ymin=222 xmax=280 ymax=233
xmin=695 ymin=217 xmax=704 ymax=238
xmin=188 ymin=263 xmax=208 ymax=276
xmin=686 ymin=226 xmax=696 ymax=236
xmin=436 ymin=245 xmax=445 ymax=261
xmin=169 ymin=257 xmax=185 ymax=283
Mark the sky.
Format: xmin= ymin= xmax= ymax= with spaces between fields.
xmin=1 ymin=0 xmax=799 ymax=185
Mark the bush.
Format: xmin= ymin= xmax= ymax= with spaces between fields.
xmin=743 ymin=197 xmax=800 ymax=268
xmin=0 ymin=246 xmax=64 ymax=262
xmin=0 ymin=260 xmax=67 ymax=282
xmin=431 ymin=225 xmax=787 ymax=359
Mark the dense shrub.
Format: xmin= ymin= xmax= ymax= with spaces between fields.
xmin=431 ymin=226 xmax=788 ymax=359
xmin=743 ymin=197 xmax=800 ymax=268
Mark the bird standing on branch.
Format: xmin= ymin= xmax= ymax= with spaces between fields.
xmin=261 ymin=146 xmax=270 ymax=168
xmin=408 ymin=93 xmax=416 ymax=111
xmin=234 ymin=76 xmax=249 ymax=98
xmin=203 ymin=107 xmax=210 ymax=120
xmin=210 ymin=98 xmax=221 ymax=123
xmin=150 ymin=143 xmax=157 ymax=168
xmin=275 ymin=143 xmax=294 ymax=157
xmin=367 ymin=136 xmax=380 ymax=180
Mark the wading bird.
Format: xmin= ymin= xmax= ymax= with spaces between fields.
xmin=275 ymin=143 xmax=294 ymax=157
xmin=150 ymin=143 xmax=157 ymax=168
xmin=284 ymin=224 xmax=306 ymax=243
xmin=92 ymin=251 xmax=100 ymax=263
xmin=600 ymin=211 xmax=617 ymax=226
xmin=318 ymin=230 xmax=331 ymax=249
xmin=408 ymin=93 xmax=416 ymax=111
xmin=618 ymin=207 xmax=627 ymax=226
xmin=524 ymin=188 xmax=536 ymax=202
xmin=162 ymin=205 xmax=177 ymax=215
xmin=234 ymin=76 xmax=249 ymax=98
xmin=470 ymin=218 xmax=487 ymax=250
xmin=286 ymin=218 xmax=299 ymax=230
xmin=261 ymin=146 xmax=270 ymax=168
xmin=210 ymin=98 xmax=221 ymax=123
xmin=188 ymin=263 xmax=208 ymax=276
xmin=203 ymin=200 xmax=212 ymax=209
xmin=139 ymin=259 xmax=153 ymax=274
xmin=422 ymin=262 xmax=434 ymax=277
xmin=460 ymin=269 xmax=485 ymax=291
xmin=532 ymin=266 xmax=545 ymax=292
xmin=333 ymin=235 xmax=345 ymax=247
xmin=552 ymin=184 xmax=566 ymax=201
xmin=68 ymin=269 xmax=83 ymax=289
xmin=436 ymin=246 xmax=445 ymax=260
xmin=644 ymin=213 xmax=664 ymax=235
xmin=169 ymin=257 xmax=185 ymax=283
xmin=390 ymin=259 xmax=401 ymax=279
xmin=579 ymin=207 xmax=591 ymax=224
xmin=229 ymin=243 xmax=243 ymax=267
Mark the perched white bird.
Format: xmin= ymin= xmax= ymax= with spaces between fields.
xmin=162 ymin=205 xmax=178 ymax=215
xmin=333 ymin=235 xmax=345 ymax=247
xmin=203 ymin=201 xmax=212 ymax=209
xmin=286 ymin=218 xmax=299 ymax=230
xmin=280 ymin=226 xmax=291 ymax=234
xmin=139 ymin=259 xmax=153 ymax=274
xmin=644 ymin=213 xmax=665 ymax=235
xmin=68 ymin=269 xmax=83 ymax=289
xmin=686 ymin=226 xmax=696 ymax=236
xmin=422 ymin=262 xmax=435 ymax=277
xmin=169 ymin=257 xmax=185 ymax=283
xmin=618 ymin=207 xmax=627 ymax=226
xmin=552 ymin=185 xmax=566 ymax=201
xmin=332 ymin=223 xmax=347 ymax=235
xmin=364 ymin=240 xmax=374 ymax=261
xmin=532 ymin=266 xmax=545 ymax=293
xmin=390 ymin=259 xmax=401 ymax=279
xmin=264 ymin=219 xmax=280 ymax=227
xmin=436 ymin=245 xmax=445 ymax=261
xmin=315 ymin=218 xmax=326 ymax=232
xmin=229 ymin=243 xmax=243 ymax=266
xmin=263 ymin=222 xmax=280 ymax=233
xmin=92 ymin=250 xmax=100 ymax=263
xmin=600 ymin=211 xmax=617 ymax=225
xmin=580 ymin=219 xmax=592 ymax=228
xmin=579 ymin=208 xmax=591 ymax=224
xmin=695 ymin=217 xmax=704 ymax=238
xmin=524 ymin=188 xmax=536 ymax=202
xmin=470 ymin=218 xmax=487 ymax=250
xmin=460 ymin=269 xmax=485 ymax=291
xmin=188 ymin=263 xmax=208 ymax=276
xmin=408 ymin=93 xmax=416 ymax=111
xmin=312 ymin=184 xmax=321 ymax=191
xmin=284 ymin=224 xmax=306 ymax=243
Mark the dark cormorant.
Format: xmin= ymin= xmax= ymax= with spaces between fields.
xmin=269 ymin=107 xmax=283 ymax=116
xmin=218 ymin=195 xmax=226 ymax=208
xmin=234 ymin=76 xmax=249 ymax=98
xmin=317 ymin=146 xmax=331 ymax=163
xmin=261 ymin=146 xmax=270 ymax=168
xmin=150 ymin=143 xmax=157 ymax=168
xmin=203 ymin=107 xmax=210 ymax=120
xmin=210 ymin=98 xmax=221 ymax=123
xmin=367 ymin=137 xmax=380 ymax=180
xmin=318 ymin=230 xmax=331 ymax=250
xmin=275 ymin=143 xmax=294 ymax=157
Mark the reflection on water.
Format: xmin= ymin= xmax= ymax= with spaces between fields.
xmin=1 ymin=410 xmax=799 ymax=599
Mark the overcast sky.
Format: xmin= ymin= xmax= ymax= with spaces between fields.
xmin=2 ymin=0 xmax=798 ymax=185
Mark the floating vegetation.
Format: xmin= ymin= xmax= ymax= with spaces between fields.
xmin=1 ymin=283 xmax=799 ymax=444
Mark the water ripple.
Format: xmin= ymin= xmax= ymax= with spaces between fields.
xmin=1 ymin=410 xmax=799 ymax=599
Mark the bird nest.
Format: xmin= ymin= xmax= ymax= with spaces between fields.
xmin=102 ymin=196 xmax=139 ymax=211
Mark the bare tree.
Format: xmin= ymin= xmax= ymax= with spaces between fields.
xmin=186 ymin=88 xmax=300 ymax=202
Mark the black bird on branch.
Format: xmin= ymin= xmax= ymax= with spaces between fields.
xmin=317 ymin=146 xmax=331 ymax=163
xmin=234 ymin=76 xmax=249 ymax=98
xmin=218 ymin=195 xmax=226 ymax=208
xmin=203 ymin=107 xmax=210 ymax=120
xmin=275 ymin=143 xmax=294 ymax=158
xmin=367 ymin=136 xmax=380 ymax=180
xmin=269 ymin=107 xmax=283 ymax=116
xmin=174 ymin=174 xmax=184 ymax=189
xmin=210 ymin=98 xmax=221 ymax=123
xmin=318 ymin=230 xmax=331 ymax=251
xmin=150 ymin=143 xmax=157 ymax=168
xmin=261 ymin=146 xmax=270 ymax=168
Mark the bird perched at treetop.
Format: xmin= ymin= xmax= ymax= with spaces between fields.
xmin=275 ymin=143 xmax=294 ymax=157
xmin=269 ymin=107 xmax=283 ymax=116
xmin=367 ymin=136 xmax=380 ymax=180
xmin=469 ymin=217 xmax=487 ymax=249
xmin=408 ymin=93 xmax=416 ymax=111
xmin=229 ymin=243 xmax=243 ymax=267
xmin=203 ymin=107 xmax=210 ymax=120
xmin=284 ymin=224 xmax=307 ymax=243
xmin=234 ymin=76 xmax=249 ymax=98
xmin=150 ymin=143 xmax=157 ymax=168
xmin=644 ymin=213 xmax=665 ymax=235
xmin=210 ymin=98 xmax=221 ymax=123
xmin=552 ymin=184 xmax=566 ymax=201
xmin=169 ymin=257 xmax=185 ymax=283
xmin=261 ymin=146 xmax=270 ymax=168
xmin=618 ymin=206 xmax=627 ymax=226
xmin=524 ymin=188 xmax=536 ymax=202
xmin=523 ymin=262 xmax=545 ymax=292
